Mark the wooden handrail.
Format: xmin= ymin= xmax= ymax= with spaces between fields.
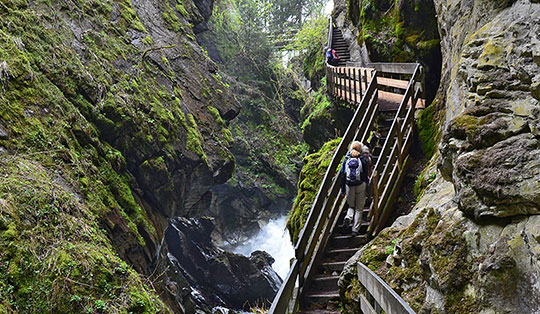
xmin=368 ymin=65 xmax=422 ymax=235
xmin=357 ymin=262 xmax=416 ymax=314
xmin=327 ymin=17 xmax=333 ymax=49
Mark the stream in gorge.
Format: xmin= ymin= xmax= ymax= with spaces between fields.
xmin=232 ymin=216 xmax=294 ymax=280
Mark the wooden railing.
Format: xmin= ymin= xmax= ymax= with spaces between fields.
xmin=367 ymin=64 xmax=423 ymax=236
xmin=268 ymin=71 xmax=380 ymax=314
xmin=357 ymin=262 xmax=416 ymax=314
xmin=326 ymin=65 xmax=374 ymax=103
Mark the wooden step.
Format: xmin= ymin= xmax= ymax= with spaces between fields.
xmin=320 ymin=261 xmax=347 ymax=272
xmin=378 ymin=77 xmax=409 ymax=90
xmin=378 ymin=90 xmax=425 ymax=108
xmin=303 ymin=291 xmax=340 ymax=306
xmin=310 ymin=275 xmax=339 ymax=291
xmin=325 ymin=247 xmax=359 ymax=262
xmin=329 ymin=234 xmax=368 ymax=249
xmin=336 ymin=221 xmax=370 ymax=236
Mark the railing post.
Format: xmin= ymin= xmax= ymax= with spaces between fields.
xmin=326 ymin=66 xmax=330 ymax=93
xmin=340 ymin=67 xmax=344 ymax=99
xmin=330 ymin=67 xmax=334 ymax=97
xmin=369 ymin=171 xmax=379 ymax=220
xmin=396 ymin=119 xmax=403 ymax=171
xmin=347 ymin=68 xmax=352 ymax=103
xmin=332 ymin=67 xmax=336 ymax=97
xmin=363 ymin=69 xmax=368 ymax=94
xmin=353 ymin=68 xmax=358 ymax=105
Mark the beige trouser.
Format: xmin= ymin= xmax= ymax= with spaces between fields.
xmin=345 ymin=183 xmax=367 ymax=233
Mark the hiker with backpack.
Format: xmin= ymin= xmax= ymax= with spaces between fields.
xmin=340 ymin=141 xmax=370 ymax=237
xmin=325 ymin=47 xmax=340 ymax=66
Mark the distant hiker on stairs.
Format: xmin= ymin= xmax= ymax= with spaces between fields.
xmin=325 ymin=46 xmax=340 ymax=66
xmin=340 ymin=141 xmax=369 ymax=237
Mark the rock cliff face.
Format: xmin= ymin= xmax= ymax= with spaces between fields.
xmin=333 ymin=0 xmax=442 ymax=103
xmin=193 ymin=0 xmax=309 ymax=246
xmin=339 ymin=0 xmax=540 ymax=312
xmin=0 ymin=0 xmax=278 ymax=312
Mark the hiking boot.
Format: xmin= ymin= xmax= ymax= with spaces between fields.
xmin=343 ymin=217 xmax=351 ymax=226
xmin=351 ymin=231 xmax=358 ymax=237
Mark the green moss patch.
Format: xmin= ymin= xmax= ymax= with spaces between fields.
xmin=287 ymin=138 xmax=341 ymax=243
xmin=0 ymin=157 xmax=167 ymax=313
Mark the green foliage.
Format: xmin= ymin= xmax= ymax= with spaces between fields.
xmin=162 ymin=1 xmax=183 ymax=32
xmin=413 ymin=169 xmax=436 ymax=200
xmin=228 ymin=79 xmax=308 ymax=199
xmin=186 ymin=113 xmax=208 ymax=162
xmin=301 ymin=86 xmax=333 ymax=132
xmin=287 ymin=15 xmax=328 ymax=83
xmin=264 ymin=0 xmax=327 ymax=32
xmin=208 ymin=0 xmax=275 ymax=82
xmin=208 ymin=106 xmax=234 ymax=145
xmin=384 ymin=238 xmax=398 ymax=255
xmin=287 ymin=138 xmax=341 ymax=243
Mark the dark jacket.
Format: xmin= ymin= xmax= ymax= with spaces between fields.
xmin=340 ymin=152 xmax=369 ymax=194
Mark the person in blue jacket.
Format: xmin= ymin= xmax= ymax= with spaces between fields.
xmin=340 ymin=141 xmax=370 ymax=236
xmin=325 ymin=47 xmax=340 ymax=66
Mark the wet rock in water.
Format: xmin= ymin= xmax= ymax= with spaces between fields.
xmin=158 ymin=217 xmax=282 ymax=312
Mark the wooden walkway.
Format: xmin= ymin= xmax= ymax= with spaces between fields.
xmin=269 ymin=18 xmax=423 ymax=314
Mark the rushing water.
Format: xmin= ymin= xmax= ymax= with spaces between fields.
xmin=232 ymin=216 xmax=294 ymax=280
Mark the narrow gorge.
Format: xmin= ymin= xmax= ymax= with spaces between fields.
xmin=1 ymin=0 xmax=539 ymax=313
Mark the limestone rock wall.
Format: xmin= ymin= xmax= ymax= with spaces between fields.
xmin=338 ymin=0 xmax=540 ymax=312
xmin=0 ymin=0 xmax=250 ymax=312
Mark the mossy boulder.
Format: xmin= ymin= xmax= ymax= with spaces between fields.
xmin=158 ymin=217 xmax=282 ymax=311
xmin=287 ymin=138 xmax=341 ymax=243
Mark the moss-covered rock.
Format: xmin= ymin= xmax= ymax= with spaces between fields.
xmin=439 ymin=1 xmax=540 ymax=219
xmin=339 ymin=174 xmax=540 ymax=313
xmin=301 ymin=82 xmax=355 ymax=151
xmin=344 ymin=0 xmax=442 ymax=103
xmin=0 ymin=156 xmax=168 ymax=313
xmin=197 ymin=72 xmax=307 ymax=245
xmin=287 ymin=138 xmax=341 ymax=243
xmin=0 ymin=0 xmax=241 ymax=311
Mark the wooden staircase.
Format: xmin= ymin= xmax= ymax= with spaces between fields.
xmin=299 ymin=224 xmax=368 ymax=312
xmin=330 ymin=26 xmax=350 ymax=66
xmin=268 ymin=18 xmax=423 ymax=314
xmin=296 ymin=83 xmax=406 ymax=312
